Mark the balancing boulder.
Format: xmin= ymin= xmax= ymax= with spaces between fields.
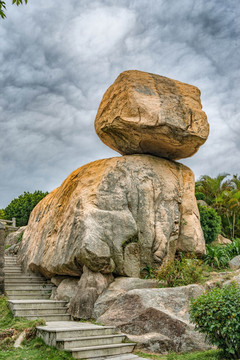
xmin=95 ymin=70 xmax=209 ymax=160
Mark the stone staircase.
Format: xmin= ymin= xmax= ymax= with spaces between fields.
xmin=4 ymin=255 xmax=138 ymax=359
xmin=37 ymin=321 xmax=136 ymax=359
xmin=4 ymin=255 xmax=71 ymax=321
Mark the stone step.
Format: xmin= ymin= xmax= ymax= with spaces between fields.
xmin=57 ymin=334 xmax=126 ymax=350
xmin=4 ymin=269 xmax=22 ymax=273
xmin=9 ymin=300 xmax=68 ymax=310
xmin=4 ymin=270 xmax=27 ymax=273
xmin=90 ymin=355 xmax=140 ymax=360
xmin=4 ymin=263 xmax=19 ymax=266
xmin=57 ymin=327 xmax=117 ymax=341
xmin=24 ymin=314 xmax=71 ymax=321
xmin=6 ymin=289 xmax=52 ymax=296
xmin=37 ymin=322 xmax=117 ymax=345
xmin=5 ymin=279 xmax=49 ymax=284
xmin=4 ymin=259 xmax=18 ymax=263
xmin=5 ymin=273 xmax=47 ymax=282
xmin=8 ymin=294 xmax=51 ymax=300
xmin=13 ymin=307 xmax=68 ymax=316
xmin=4 ymin=265 xmax=21 ymax=268
xmin=70 ymin=343 xmax=136 ymax=359
xmin=5 ymin=284 xmax=53 ymax=290
xmin=89 ymin=355 xmax=139 ymax=360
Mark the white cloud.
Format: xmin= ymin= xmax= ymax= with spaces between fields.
xmin=0 ymin=0 xmax=239 ymax=207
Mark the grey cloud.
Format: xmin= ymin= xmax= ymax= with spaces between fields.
xmin=0 ymin=0 xmax=239 ymax=207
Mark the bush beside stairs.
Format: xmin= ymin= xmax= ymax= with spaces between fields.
xmin=4 ymin=255 xmax=141 ymax=359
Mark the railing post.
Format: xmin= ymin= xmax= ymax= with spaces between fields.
xmin=0 ymin=222 xmax=5 ymax=294
xmin=12 ymin=217 xmax=16 ymax=228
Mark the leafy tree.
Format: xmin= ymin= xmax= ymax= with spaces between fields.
xmin=0 ymin=209 xmax=5 ymax=219
xmin=195 ymin=173 xmax=230 ymax=206
xmin=4 ymin=191 xmax=48 ymax=227
xmin=198 ymin=204 xmax=221 ymax=244
xmin=0 ymin=0 xmax=28 ymax=19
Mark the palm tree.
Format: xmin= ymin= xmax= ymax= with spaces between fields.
xmin=195 ymin=173 xmax=231 ymax=206
xmin=196 ymin=174 xmax=240 ymax=239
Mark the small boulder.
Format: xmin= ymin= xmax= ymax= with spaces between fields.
xmin=229 ymin=255 xmax=240 ymax=270
xmin=197 ymin=200 xmax=209 ymax=208
xmin=5 ymin=226 xmax=26 ymax=247
xmin=93 ymin=277 xmax=159 ymax=319
xmin=69 ymin=266 xmax=114 ymax=319
xmin=95 ymin=70 xmax=209 ymax=160
xmin=212 ymin=234 xmax=232 ymax=245
xmin=5 ymin=243 xmax=20 ymax=255
xmin=53 ymin=278 xmax=80 ymax=302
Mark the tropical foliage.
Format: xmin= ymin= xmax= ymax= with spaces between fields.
xmin=196 ymin=174 xmax=240 ymax=239
xmin=203 ymin=239 xmax=240 ymax=269
xmin=3 ymin=191 xmax=48 ymax=226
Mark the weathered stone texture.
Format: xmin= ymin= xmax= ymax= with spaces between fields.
xmin=94 ymin=284 xmax=211 ymax=353
xmin=18 ymin=155 xmax=205 ymax=278
xmin=93 ymin=277 xmax=159 ymax=319
xmin=95 ymin=70 xmax=209 ymax=160
xmin=52 ymin=278 xmax=80 ymax=302
xmin=5 ymin=226 xmax=26 ymax=247
xmin=229 ymin=255 xmax=240 ymax=270
xmin=69 ymin=266 xmax=114 ymax=319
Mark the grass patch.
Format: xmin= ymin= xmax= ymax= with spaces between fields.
xmin=0 ymin=296 xmax=74 ymax=359
xmin=0 ymin=337 xmax=74 ymax=359
xmin=135 ymin=349 xmax=223 ymax=359
xmin=0 ymin=296 xmax=45 ymax=331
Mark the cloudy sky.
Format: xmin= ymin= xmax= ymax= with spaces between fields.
xmin=0 ymin=0 xmax=239 ymax=208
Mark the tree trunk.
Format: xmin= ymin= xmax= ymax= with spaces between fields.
xmin=233 ymin=211 xmax=235 ymax=239
xmin=0 ymin=222 xmax=5 ymax=294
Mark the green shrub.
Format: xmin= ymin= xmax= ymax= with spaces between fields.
xmin=195 ymin=192 xmax=206 ymax=201
xmin=156 ymin=253 xmax=205 ymax=287
xmin=190 ymin=284 xmax=240 ymax=359
xmin=198 ymin=204 xmax=221 ymax=244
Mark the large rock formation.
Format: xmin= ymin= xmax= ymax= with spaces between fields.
xmin=93 ymin=283 xmax=212 ymax=353
xmin=95 ymin=70 xmax=209 ymax=160
xmin=17 ymin=70 xmax=211 ymax=354
xmin=19 ymin=155 xmax=205 ymax=278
